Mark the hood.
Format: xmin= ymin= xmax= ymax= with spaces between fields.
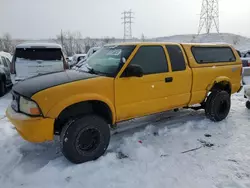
xmin=13 ymin=70 xmax=99 ymax=98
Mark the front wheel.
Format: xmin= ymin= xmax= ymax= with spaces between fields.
xmin=60 ymin=115 xmax=110 ymax=164
xmin=205 ymin=90 xmax=231 ymax=122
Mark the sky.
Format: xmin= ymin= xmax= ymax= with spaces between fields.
xmin=0 ymin=0 xmax=250 ymax=39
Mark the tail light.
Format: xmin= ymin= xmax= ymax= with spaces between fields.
xmin=63 ymin=59 xmax=69 ymax=69
xmin=248 ymin=60 xmax=250 ymax=67
xmin=10 ymin=61 xmax=15 ymax=74
xmin=62 ymin=52 xmax=69 ymax=70
xmin=11 ymin=51 xmax=16 ymax=74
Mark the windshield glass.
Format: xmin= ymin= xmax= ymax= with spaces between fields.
xmin=81 ymin=45 xmax=135 ymax=76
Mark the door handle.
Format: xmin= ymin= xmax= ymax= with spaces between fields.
xmin=165 ymin=77 xmax=173 ymax=83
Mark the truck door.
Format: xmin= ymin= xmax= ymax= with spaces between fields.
xmin=115 ymin=45 xmax=175 ymax=121
xmin=163 ymin=44 xmax=192 ymax=108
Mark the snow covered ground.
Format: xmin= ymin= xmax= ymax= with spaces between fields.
xmin=0 ymin=82 xmax=250 ymax=188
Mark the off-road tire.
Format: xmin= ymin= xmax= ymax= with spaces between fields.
xmin=60 ymin=115 xmax=110 ymax=164
xmin=205 ymin=90 xmax=231 ymax=122
xmin=0 ymin=81 xmax=5 ymax=97
xmin=246 ymin=101 xmax=250 ymax=109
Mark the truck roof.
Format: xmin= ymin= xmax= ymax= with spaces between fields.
xmin=104 ymin=42 xmax=232 ymax=47
xmin=16 ymin=42 xmax=62 ymax=49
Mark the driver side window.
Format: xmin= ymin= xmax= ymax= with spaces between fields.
xmin=129 ymin=45 xmax=169 ymax=75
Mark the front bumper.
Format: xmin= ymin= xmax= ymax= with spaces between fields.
xmin=6 ymin=106 xmax=55 ymax=143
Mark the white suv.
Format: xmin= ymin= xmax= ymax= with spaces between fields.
xmin=11 ymin=43 xmax=69 ymax=81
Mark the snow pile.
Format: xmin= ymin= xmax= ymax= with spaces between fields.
xmin=0 ymin=87 xmax=250 ymax=187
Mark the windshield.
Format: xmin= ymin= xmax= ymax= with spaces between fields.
xmin=81 ymin=45 xmax=135 ymax=76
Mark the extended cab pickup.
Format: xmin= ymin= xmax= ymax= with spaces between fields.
xmin=6 ymin=42 xmax=242 ymax=164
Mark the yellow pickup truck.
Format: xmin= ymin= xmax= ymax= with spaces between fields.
xmin=6 ymin=42 xmax=242 ymax=164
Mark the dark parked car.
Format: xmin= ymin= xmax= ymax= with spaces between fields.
xmin=0 ymin=53 xmax=13 ymax=96
xmin=236 ymin=50 xmax=250 ymax=67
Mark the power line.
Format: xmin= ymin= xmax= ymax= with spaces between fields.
xmin=121 ymin=10 xmax=134 ymax=41
xmin=197 ymin=0 xmax=219 ymax=35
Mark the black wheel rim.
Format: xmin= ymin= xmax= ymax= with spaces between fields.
xmin=218 ymin=100 xmax=229 ymax=115
xmin=76 ymin=128 xmax=101 ymax=153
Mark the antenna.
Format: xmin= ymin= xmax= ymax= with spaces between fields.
xmin=121 ymin=10 xmax=134 ymax=41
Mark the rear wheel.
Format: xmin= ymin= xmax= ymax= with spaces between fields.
xmin=0 ymin=80 xmax=5 ymax=97
xmin=60 ymin=115 xmax=110 ymax=164
xmin=205 ymin=90 xmax=231 ymax=122
xmin=246 ymin=101 xmax=250 ymax=109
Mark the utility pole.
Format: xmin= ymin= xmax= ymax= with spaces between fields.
xmin=197 ymin=0 xmax=220 ymax=35
xmin=60 ymin=29 xmax=64 ymax=47
xmin=121 ymin=10 xmax=134 ymax=41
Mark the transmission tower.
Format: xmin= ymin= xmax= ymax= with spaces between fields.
xmin=121 ymin=10 xmax=134 ymax=41
xmin=197 ymin=0 xmax=219 ymax=35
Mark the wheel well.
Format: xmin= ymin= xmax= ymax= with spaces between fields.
xmin=210 ymin=81 xmax=231 ymax=94
xmin=54 ymin=101 xmax=113 ymax=135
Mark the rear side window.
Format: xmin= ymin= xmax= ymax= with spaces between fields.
xmin=129 ymin=46 xmax=168 ymax=74
xmin=1 ymin=57 xmax=8 ymax=67
xmin=191 ymin=46 xmax=236 ymax=64
xmin=166 ymin=45 xmax=186 ymax=71
xmin=5 ymin=57 xmax=11 ymax=66
xmin=14 ymin=48 xmax=63 ymax=61
xmin=5 ymin=57 xmax=11 ymax=68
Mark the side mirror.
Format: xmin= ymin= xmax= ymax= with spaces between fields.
xmin=122 ymin=57 xmax=126 ymax=63
xmin=123 ymin=64 xmax=143 ymax=77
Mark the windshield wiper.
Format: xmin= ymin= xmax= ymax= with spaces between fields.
xmin=86 ymin=64 xmax=98 ymax=74
xmin=87 ymin=67 xmax=97 ymax=74
xmin=78 ymin=64 xmax=110 ymax=76
xmin=79 ymin=64 xmax=97 ymax=75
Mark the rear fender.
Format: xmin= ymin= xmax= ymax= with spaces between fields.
xmin=206 ymin=76 xmax=232 ymax=92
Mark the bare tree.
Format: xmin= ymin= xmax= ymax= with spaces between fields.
xmin=141 ymin=33 xmax=145 ymax=42
xmin=0 ymin=33 xmax=14 ymax=53
xmin=3 ymin=33 xmax=13 ymax=52
xmin=55 ymin=30 xmax=84 ymax=56
xmin=0 ymin=37 xmax=4 ymax=51
xmin=100 ymin=37 xmax=115 ymax=46
xmin=75 ymin=32 xmax=83 ymax=54
xmin=55 ymin=30 xmax=67 ymax=54
xmin=83 ymin=37 xmax=97 ymax=53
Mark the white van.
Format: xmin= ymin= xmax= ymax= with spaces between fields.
xmin=11 ymin=43 xmax=69 ymax=81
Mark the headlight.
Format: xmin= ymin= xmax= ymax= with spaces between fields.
xmin=19 ymin=96 xmax=41 ymax=116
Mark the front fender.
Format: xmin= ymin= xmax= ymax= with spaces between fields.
xmin=206 ymin=76 xmax=232 ymax=92
xmin=46 ymin=93 xmax=116 ymax=124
